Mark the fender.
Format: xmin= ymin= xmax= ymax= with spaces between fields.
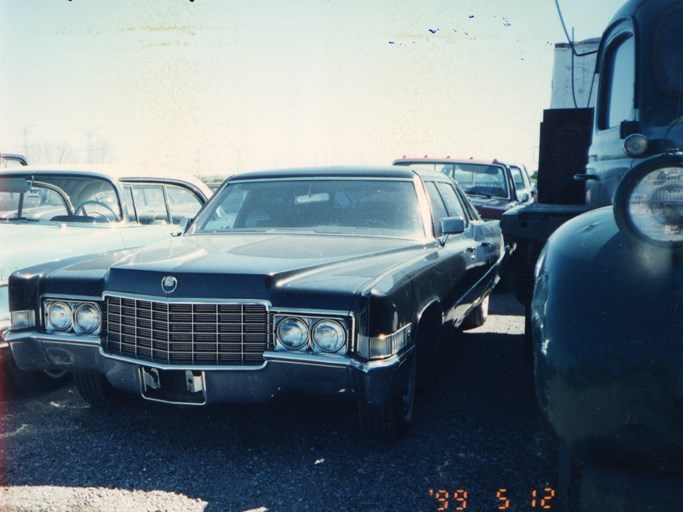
xmin=532 ymin=206 xmax=683 ymax=462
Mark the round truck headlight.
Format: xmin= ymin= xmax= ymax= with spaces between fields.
xmin=46 ymin=301 xmax=72 ymax=331
xmin=312 ymin=320 xmax=346 ymax=353
xmin=276 ymin=317 xmax=309 ymax=350
xmin=614 ymin=155 xmax=683 ymax=246
xmin=73 ymin=303 xmax=101 ymax=334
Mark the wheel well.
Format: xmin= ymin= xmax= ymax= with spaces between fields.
xmin=415 ymin=302 xmax=443 ymax=347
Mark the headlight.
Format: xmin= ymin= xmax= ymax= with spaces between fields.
xmin=276 ymin=316 xmax=309 ymax=350
xmin=73 ymin=303 xmax=101 ymax=334
xmin=46 ymin=301 xmax=72 ymax=332
xmin=312 ymin=320 xmax=346 ymax=353
xmin=614 ymin=155 xmax=683 ymax=246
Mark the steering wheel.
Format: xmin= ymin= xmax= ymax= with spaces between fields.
xmin=75 ymin=200 xmax=118 ymax=221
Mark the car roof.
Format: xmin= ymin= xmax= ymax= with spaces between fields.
xmin=228 ymin=165 xmax=427 ymax=181
xmin=0 ymin=164 xmax=212 ymax=194
xmin=394 ymin=157 xmax=507 ymax=166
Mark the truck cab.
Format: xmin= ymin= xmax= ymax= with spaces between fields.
xmin=585 ymin=0 xmax=683 ymax=209
xmin=502 ymin=0 xmax=683 ymax=311
xmin=524 ymin=0 xmax=683 ymax=509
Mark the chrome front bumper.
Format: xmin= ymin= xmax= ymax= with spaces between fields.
xmin=7 ymin=331 xmax=414 ymax=406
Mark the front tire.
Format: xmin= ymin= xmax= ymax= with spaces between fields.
xmin=357 ymin=355 xmax=416 ymax=441
xmin=74 ymin=373 xmax=126 ymax=407
xmin=6 ymin=358 xmax=70 ymax=392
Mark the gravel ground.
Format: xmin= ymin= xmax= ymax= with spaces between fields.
xmin=0 ymin=292 xmax=557 ymax=512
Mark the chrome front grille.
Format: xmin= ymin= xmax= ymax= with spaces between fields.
xmin=104 ymin=296 xmax=269 ymax=366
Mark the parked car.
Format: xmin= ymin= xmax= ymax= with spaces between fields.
xmin=6 ymin=166 xmax=503 ymax=439
xmin=0 ymin=165 xmax=212 ymax=390
xmin=393 ymin=157 xmax=534 ymax=220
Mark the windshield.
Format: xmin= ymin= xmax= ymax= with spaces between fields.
xmin=400 ymin=162 xmax=509 ymax=198
xmin=0 ymin=174 xmax=122 ymax=222
xmin=194 ymin=178 xmax=425 ymax=239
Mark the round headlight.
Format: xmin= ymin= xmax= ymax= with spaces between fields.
xmin=623 ymin=133 xmax=649 ymax=157
xmin=46 ymin=302 xmax=72 ymax=331
xmin=312 ymin=320 xmax=346 ymax=353
xmin=615 ymin=155 xmax=683 ymax=246
xmin=73 ymin=303 xmax=101 ymax=334
xmin=277 ymin=317 xmax=309 ymax=350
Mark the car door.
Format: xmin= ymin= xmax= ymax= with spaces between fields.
xmin=419 ymin=179 xmax=479 ymax=322
xmin=434 ymin=179 xmax=501 ymax=316
xmin=118 ymin=182 xmax=205 ymax=248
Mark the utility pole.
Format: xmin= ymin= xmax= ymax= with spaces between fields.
xmin=81 ymin=127 xmax=102 ymax=163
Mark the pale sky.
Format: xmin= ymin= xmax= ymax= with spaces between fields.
xmin=1 ymin=0 xmax=625 ymax=176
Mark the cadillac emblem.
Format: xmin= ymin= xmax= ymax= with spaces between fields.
xmin=161 ymin=276 xmax=178 ymax=294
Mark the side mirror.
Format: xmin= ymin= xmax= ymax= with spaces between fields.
xmin=518 ymin=192 xmax=530 ymax=203
xmin=171 ymin=216 xmax=192 ymax=237
xmin=441 ymin=216 xmax=465 ymax=235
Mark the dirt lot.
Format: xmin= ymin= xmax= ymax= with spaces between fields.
xmin=0 ymin=292 xmax=557 ymax=512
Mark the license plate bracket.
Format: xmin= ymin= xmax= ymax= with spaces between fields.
xmin=139 ymin=367 xmax=206 ymax=405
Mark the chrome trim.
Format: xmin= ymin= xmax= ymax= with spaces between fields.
xmin=102 ymin=291 xmax=270 ymax=307
xmin=272 ymin=309 xmax=356 ymax=353
xmin=100 ymin=348 xmax=269 ymax=371
xmin=103 ymin=294 xmax=271 ymax=366
xmin=43 ymin=294 xmax=103 ymax=302
xmin=264 ymin=351 xmax=354 ymax=368
xmin=5 ymin=330 xmax=101 ymax=346
xmin=265 ymin=345 xmax=416 ymax=373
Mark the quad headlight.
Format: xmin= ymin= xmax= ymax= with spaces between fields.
xmin=312 ymin=320 xmax=346 ymax=353
xmin=45 ymin=299 xmax=101 ymax=334
xmin=274 ymin=314 xmax=349 ymax=354
xmin=614 ymin=154 xmax=683 ymax=247
xmin=46 ymin=301 xmax=72 ymax=332
xmin=276 ymin=316 xmax=309 ymax=350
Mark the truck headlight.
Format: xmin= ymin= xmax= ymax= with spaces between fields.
xmin=46 ymin=301 xmax=72 ymax=332
xmin=312 ymin=320 xmax=346 ymax=353
xmin=614 ymin=154 xmax=683 ymax=247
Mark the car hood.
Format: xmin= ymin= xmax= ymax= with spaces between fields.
xmin=0 ymin=222 xmax=125 ymax=285
xmin=102 ymin=233 xmax=434 ymax=306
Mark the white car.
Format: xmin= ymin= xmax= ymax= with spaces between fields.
xmin=0 ymin=164 xmax=213 ymax=390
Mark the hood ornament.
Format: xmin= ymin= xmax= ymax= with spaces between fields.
xmin=161 ymin=276 xmax=178 ymax=294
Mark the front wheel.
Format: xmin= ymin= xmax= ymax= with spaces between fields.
xmin=357 ymin=355 xmax=416 ymax=441
xmin=74 ymin=372 xmax=127 ymax=407
xmin=6 ymin=358 xmax=70 ymax=392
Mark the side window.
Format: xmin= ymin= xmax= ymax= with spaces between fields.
xmin=130 ymin=184 xmax=169 ymax=224
xmin=436 ymin=182 xmax=467 ymax=220
xmin=166 ymin=185 xmax=203 ymax=224
xmin=425 ymin=182 xmax=449 ymax=236
xmin=122 ymin=185 xmax=137 ymax=221
xmin=598 ymin=33 xmax=635 ymax=129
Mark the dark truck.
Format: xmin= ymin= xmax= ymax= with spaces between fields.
xmin=504 ymin=0 xmax=683 ymax=510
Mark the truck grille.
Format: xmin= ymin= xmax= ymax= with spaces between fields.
xmin=103 ymin=296 xmax=269 ymax=366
